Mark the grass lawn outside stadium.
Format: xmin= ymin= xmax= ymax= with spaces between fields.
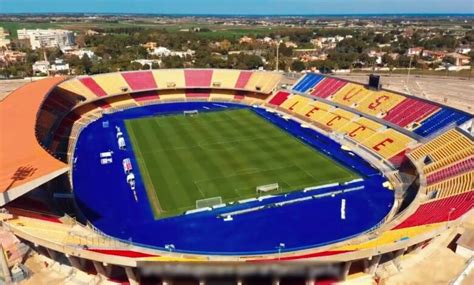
xmin=125 ymin=108 xmax=358 ymax=218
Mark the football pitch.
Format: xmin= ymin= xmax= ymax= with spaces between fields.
xmin=125 ymin=108 xmax=358 ymax=218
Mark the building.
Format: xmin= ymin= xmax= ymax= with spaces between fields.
xmin=150 ymin=47 xmax=195 ymax=58
xmin=446 ymin=52 xmax=471 ymax=66
xmin=239 ymin=36 xmax=253 ymax=44
xmin=17 ymin=29 xmax=75 ymax=50
xmin=50 ymin=58 xmax=70 ymax=74
xmin=0 ymin=27 xmax=11 ymax=48
xmin=62 ymin=47 xmax=96 ymax=59
xmin=406 ymin=47 xmax=423 ymax=56
xmin=455 ymin=45 xmax=472 ymax=55
xmin=141 ymin=42 xmax=158 ymax=51
xmin=32 ymin=60 xmax=50 ymax=74
xmin=0 ymin=50 xmax=26 ymax=65
xmin=422 ymin=50 xmax=447 ymax=61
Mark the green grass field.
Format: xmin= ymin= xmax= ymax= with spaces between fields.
xmin=125 ymin=109 xmax=358 ymax=218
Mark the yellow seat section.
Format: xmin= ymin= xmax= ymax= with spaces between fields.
xmin=334 ymin=223 xmax=443 ymax=251
xmin=245 ymin=72 xmax=282 ymax=94
xmin=409 ymin=129 xmax=473 ymax=163
xmin=427 ymin=172 xmax=474 ymax=199
xmin=356 ymin=91 xmax=406 ymax=116
xmin=296 ymin=100 xmax=332 ymax=123
xmin=158 ymin=90 xmax=186 ymax=101
xmin=337 ymin=118 xmax=378 ymax=144
xmin=210 ymin=69 xmax=241 ymax=89
xmin=363 ymin=129 xmax=414 ymax=159
xmin=331 ymin=83 xmax=372 ymax=107
xmin=289 ymin=96 xmax=313 ymax=114
xmin=104 ymin=94 xmax=138 ymax=108
xmin=152 ymin=69 xmax=186 ymax=89
xmin=280 ymin=95 xmax=305 ymax=111
xmin=209 ymin=90 xmax=235 ymax=101
xmin=320 ymin=109 xmax=355 ymax=131
xmin=92 ymin=73 xmax=131 ymax=95
xmin=58 ymin=78 xmax=97 ymax=100
xmin=425 ymin=149 xmax=473 ymax=174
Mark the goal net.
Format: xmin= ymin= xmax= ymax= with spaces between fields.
xmin=256 ymin=183 xmax=280 ymax=194
xmin=184 ymin=110 xmax=199 ymax=117
xmin=196 ymin=196 xmax=223 ymax=209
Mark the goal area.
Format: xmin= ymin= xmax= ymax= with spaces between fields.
xmin=184 ymin=110 xmax=199 ymax=116
xmin=256 ymin=183 xmax=280 ymax=194
xmin=196 ymin=196 xmax=223 ymax=209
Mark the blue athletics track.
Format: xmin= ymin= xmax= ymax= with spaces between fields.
xmin=72 ymin=102 xmax=394 ymax=255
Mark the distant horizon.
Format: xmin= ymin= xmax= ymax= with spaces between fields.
xmin=1 ymin=0 xmax=474 ymax=15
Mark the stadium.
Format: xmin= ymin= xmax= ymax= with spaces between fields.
xmin=0 ymin=68 xmax=472 ymax=284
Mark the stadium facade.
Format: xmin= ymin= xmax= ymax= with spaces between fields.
xmin=0 ymin=69 xmax=472 ymax=284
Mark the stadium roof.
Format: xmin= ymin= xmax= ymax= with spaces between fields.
xmin=0 ymin=77 xmax=68 ymax=205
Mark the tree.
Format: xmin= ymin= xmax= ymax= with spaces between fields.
xmin=291 ymin=60 xmax=306 ymax=72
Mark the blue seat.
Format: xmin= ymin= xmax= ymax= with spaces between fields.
xmin=292 ymin=73 xmax=324 ymax=93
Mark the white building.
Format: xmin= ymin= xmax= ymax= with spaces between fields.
xmin=455 ymin=46 xmax=472 ymax=55
xmin=32 ymin=61 xmax=50 ymax=74
xmin=50 ymin=59 xmax=70 ymax=73
xmin=17 ymin=29 xmax=75 ymax=50
xmin=150 ymin=47 xmax=195 ymax=58
xmin=0 ymin=27 xmax=11 ymax=48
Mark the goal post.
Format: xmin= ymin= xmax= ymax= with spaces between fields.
xmin=196 ymin=196 xmax=223 ymax=209
xmin=256 ymin=183 xmax=280 ymax=194
xmin=184 ymin=110 xmax=199 ymax=117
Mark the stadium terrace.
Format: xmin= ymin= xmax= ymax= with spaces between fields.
xmin=0 ymin=69 xmax=472 ymax=283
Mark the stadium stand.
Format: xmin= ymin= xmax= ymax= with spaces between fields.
xmin=267 ymin=91 xmax=290 ymax=106
xmin=331 ymin=83 xmax=372 ymax=107
xmin=292 ymin=73 xmax=324 ymax=93
xmin=79 ymin=77 xmax=108 ymax=97
xmin=310 ymin=77 xmax=347 ymax=99
xmin=92 ymin=73 xmax=131 ymax=95
xmin=413 ymin=107 xmax=471 ymax=137
xmin=130 ymin=90 xmax=160 ymax=104
xmin=355 ymin=91 xmax=405 ymax=116
xmin=152 ymin=69 xmax=186 ymax=89
xmin=426 ymin=172 xmax=473 ymax=199
xmin=122 ymin=71 xmax=158 ymax=91
xmin=362 ymin=129 xmax=414 ymax=160
xmin=394 ymin=190 xmax=474 ymax=229
xmin=57 ymin=78 xmax=98 ymax=100
xmin=382 ymin=97 xmax=440 ymax=128
xmin=210 ymin=69 xmax=241 ymax=89
xmin=426 ymin=156 xmax=473 ymax=185
xmin=184 ymin=69 xmax=213 ymax=87
xmin=234 ymin=71 xmax=253 ymax=89
xmin=245 ymin=72 xmax=282 ymax=93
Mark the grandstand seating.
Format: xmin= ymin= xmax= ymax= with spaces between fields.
xmin=292 ymin=73 xmax=324 ymax=93
xmin=104 ymin=94 xmax=138 ymax=108
xmin=426 ymin=172 xmax=473 ymax=199
xmin=122 ymin=71 xmax=157 ymax=91
xmin=331 ymin=83 xmax=372 ymax=107
xmin=185 ymin=89 xmax=211 ymax=98
xmin=320 ymin=109 xmax=356 ymax=131
xmin=362 ymin=129 xmax=414 ymax=160
xmin=245 ymin=72 xmax=282 ymax=94
xmin=58 ymin=79 xmax=98 ymax=100
xmin=184 ymin=69 xmax=213 ymax=87
xmin=425 ymin=148 xmax=472 ymax=174
xmin=427 ymin=156 xmax=473 ymax=185
xmin=409 ymin=129 xmax=473 ymax=163
xmin=92 ymin=73 xmax=131 ymax=95
xmin=268 ymin=91 xmax=290 ymax=106
xmin=152 ymin=69 xmax=186 ymax=89
xmin=355 ymin=91 xmax=405 ymax=116
xmin=382 ymin=98 xmax=440 ymax=128
xmin=413 ymin=107 xmax=471 ymax=137
xmin=234 ymin=71 xmax=253 ymax=89
xmin=394 ymin=190 xmax=474 ymax=229
xmin=79 ymin=77 xmax=108 ymax=97
xmin=131 ymin=90 xmax=160 ymax=103
xmin=210 ymin=69 xmax=241 ymax=89
xmin=310 ymin=77 xmax=347 ymax=99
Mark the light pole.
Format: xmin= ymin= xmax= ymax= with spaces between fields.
xmin=275 ymin=35 xmax=282 ymax=72
xmin=276 ymin=243 xmax=285 ymax=260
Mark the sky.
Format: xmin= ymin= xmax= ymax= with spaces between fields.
xmin=0 ymin=0 xmax=473 ymax=15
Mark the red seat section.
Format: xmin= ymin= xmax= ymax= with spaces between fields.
xmin=393 ymin=191 xmax=474 ymax=229
xmin=427 ymin=156 xmax=474 ymax=185
xmin=235 ymin=71 xmax=253 ymax=89
xmin=310 ymin=78 xmax=346 ymax=99
xmin=186 ymin=88 xmax=211 ymax=98
xmin=131 ymin=90 xmax=160 ymax=102
xmin=79 ymin=77 xmax=107 ymax=97
xmin=122 ymin=71 xmax=157 ymax=91
xmin=184 ymin=69 xmax=213 ymax=87
xmin=383 ymin=98 xmax=439 ymax=127
xmin=268 ymin=91 xmax=290 ymax=106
